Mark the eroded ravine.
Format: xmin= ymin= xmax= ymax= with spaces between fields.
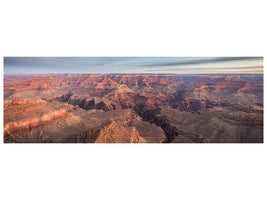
xmin=4 ymin=73 xmax=263 ymax=143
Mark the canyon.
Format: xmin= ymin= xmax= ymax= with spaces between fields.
xmin=4 ymin=74 xmax=263 ymax=143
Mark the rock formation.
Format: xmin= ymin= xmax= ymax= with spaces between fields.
xmin=4 ymin=73 xmax=263 ymax=143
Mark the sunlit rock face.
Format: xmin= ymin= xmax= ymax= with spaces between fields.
xmin=4 ymin=74 xmax=263 ymax=143
xmin=94 ymin=122 xmax=140 ymax=143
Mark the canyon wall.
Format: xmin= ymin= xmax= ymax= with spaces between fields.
xmin=4 ymin=74 xmax=263 ymax=143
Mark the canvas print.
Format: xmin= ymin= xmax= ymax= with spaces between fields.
xmin=3 ymin=57 xmax=263 ymax=143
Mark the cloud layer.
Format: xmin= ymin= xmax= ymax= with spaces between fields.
xmin=4 ymin=57 xmax=263 ymax=74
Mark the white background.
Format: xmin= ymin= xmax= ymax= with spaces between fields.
xmin=0 ymin=0 xmax=266 ymax=200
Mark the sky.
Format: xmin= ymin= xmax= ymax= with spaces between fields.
xmin=4 ymin=57 xmax=263 ymax=74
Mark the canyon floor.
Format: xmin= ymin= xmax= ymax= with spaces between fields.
xmin=3 ymin=74 xmax=263 ymax=143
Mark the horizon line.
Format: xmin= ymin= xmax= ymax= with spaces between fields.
xmin=4 ymin=72 xmax=264 ymax=76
